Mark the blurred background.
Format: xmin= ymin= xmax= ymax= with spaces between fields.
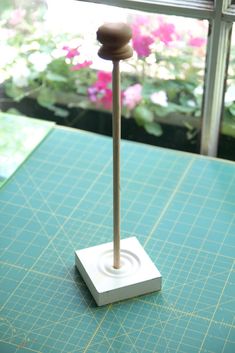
xmin=0 ymin=0 xmax=234 ymax=160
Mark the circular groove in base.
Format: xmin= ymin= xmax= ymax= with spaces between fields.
xmin=98 ymin=249 xmax=141 ymax=278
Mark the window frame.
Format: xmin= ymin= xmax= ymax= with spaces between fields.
xmin=79 ymin=0 xmax=214 ymax=18
xmin=79 ymin=0 xmax=234 ymax=157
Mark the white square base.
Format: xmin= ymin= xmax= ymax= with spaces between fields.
xmin=75 ymin=237 xmax=162 ymax=306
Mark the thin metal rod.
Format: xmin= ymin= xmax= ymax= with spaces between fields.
xmin=112 ymin=60 xmax=121 ymax=269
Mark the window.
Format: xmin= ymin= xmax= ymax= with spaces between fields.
xmin=80 ymin=0 xmax=235 ymax=160
xmin=1 ymin=0 xmax=234 ymax=160
xmin=218 ymin=25 xmax=235 ymax=160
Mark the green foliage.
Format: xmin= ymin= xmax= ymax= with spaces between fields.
xmin=0 ymin=0 xmax=12 ymax=12
xmin=4 ymin=83 xmax=25 ymax=101
xmin=1 ymin=5 xmax=234 ymax=139
xmin=144 ymin=122 xmax=163 ymax=136
xmin=133 ymin=106 xmax=154 ymax=126
xmin=37 ymin=87 xmax=56 ymax=108
xmin=228 ymin=103 xmax=235 ymax=119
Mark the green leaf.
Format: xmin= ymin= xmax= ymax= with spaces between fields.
xmin=175 ymin=104 xmax=195 ymax=114
xmin=47 ymin=58 xmax=70 ymax=76
xmin=37 ymin=87 xmax=56 ymax=108
xmin=0 ymin=0 xmax=12 ymax=12
xmin=51 ymin=106 xmax=69 ymax=118
xmin=142 ymin=82 xmax=158 ymax=99
xmin=144 ymin=122 xmax=163 ymax=137
xmin=76 ymin=86 xmax=88 ymax=95
xmin=5 ymin=108 xmax=21 ymax=115
xmin=133 ymin=106 xmax=154 ymax=126
xmin=152 ymin=106 xmax=170 ymax=117
xmin=74 ymin=100 xmax=92 ymax=110
xmin=4 ymin=83 xmax=25 ymax=101
xmin=228 ymin=103 xmax=235 ymax=117
xmin=46 ymin=71 xmax=67 ymax=82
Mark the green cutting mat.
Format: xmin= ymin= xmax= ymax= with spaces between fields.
xmin=0 ymin=127 xmax=234 ymax=353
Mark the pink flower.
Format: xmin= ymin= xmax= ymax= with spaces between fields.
xmin=9 ymin=9 xmax=26 ymax=26
xmin=88 ymin=86 xmax=99 ymax=102
xmin=131 ymin=16 xmax=154 ymax=58
xmin=188 ymin=37 xmax=205 ymax=47
xmin=132 ymin=32 xmax=154 ymax=58
xmin=123 ymin=84 xmax=142 ymax=110
xmin=70 ymin=60 xmax=92 ymax=71
xmin=88 ymin=71 xmax=112 ymax=109
xmin=152 ymin=22 xmax=175 ymax=45
xmin=133 ymin=15 xmax=150 ymax=27
xmin=63 ymin=46 xmax=80 ymax=59
xmin=96 ymin=71 xmax=112 ymax=89
xmin=100 ymin=89 xmax=112 ymax=109
xmin=88 ymin=87 xmax=113 ymax=109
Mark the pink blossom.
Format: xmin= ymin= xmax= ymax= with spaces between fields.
xmin=123 ymin=84 xmax=142 ymax=110
xmin=88 ymin=71 xmax=113 ymax=109
xmin=132 ymin=25 xmax=154 ymax=58
xmin=63 ymin=46 xmax=80 ymax=59
xmin=152 ymin=23 xmax=175 ymax=45
xmin=133 ymin=15 xmax=150 ymax=27
xmin=100 ymin=89 xmax=112 ymax=109
xmin=188 ymin=37 xmax=205 ymax=47
xmin=87 ymin=87 xmax=99 ymax=103
xmin=88 ymin=87 xmax=113 ymax=109
xmin=9 ymin=9 xmax=26 ymax=26
xmin=96 ymin=71 xmax=112 ymax=89
xmin=70 ymin=60 xmax=92 ymax=71
xmin=131 ymin=16 xmax=154 ymax=58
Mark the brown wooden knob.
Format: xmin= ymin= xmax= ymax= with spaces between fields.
xmin=97 ymin=22 xmax=133 ymax=61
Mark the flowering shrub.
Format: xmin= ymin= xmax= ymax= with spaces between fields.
xmin=0 ymin=5 xmax=96 ymax=117
xmin=89 ymin=15 xmax=209 ymax=135
xmin=69 ymin=14 xmax=209 ymax=137
xmin=1 ymin=5 xmax=235 ymax=138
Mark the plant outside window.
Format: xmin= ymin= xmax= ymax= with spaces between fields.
xmin=1 ymin=0 xmax=234 ymax=154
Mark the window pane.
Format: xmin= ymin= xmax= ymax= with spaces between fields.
xmin=0 ymin=0 xmax=208 ymax=154
xmin=218 ymin=26 xmax=235 ymax=161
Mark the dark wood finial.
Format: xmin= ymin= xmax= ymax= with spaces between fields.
xmin=97 ymin=22 xmax=133 ymax=61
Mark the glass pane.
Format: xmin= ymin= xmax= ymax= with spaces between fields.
xmin=0 ymin=0 xmax=208 ymax=154
xmin=218 ymin=26 xmax=235 ymax=161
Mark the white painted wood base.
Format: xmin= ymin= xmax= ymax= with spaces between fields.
xmin=75 ymin=237 xmax=162 ymax=306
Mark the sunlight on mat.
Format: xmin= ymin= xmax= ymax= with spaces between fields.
xmin=0 ymin=112 xmax=54 ymax=188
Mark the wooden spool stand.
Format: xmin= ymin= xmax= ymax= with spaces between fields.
xmin=75 ymin=23 xmax=162 ymax=306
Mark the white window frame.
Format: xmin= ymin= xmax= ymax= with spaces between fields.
xmin=79 ymin=0 xmax=235 ymax=157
